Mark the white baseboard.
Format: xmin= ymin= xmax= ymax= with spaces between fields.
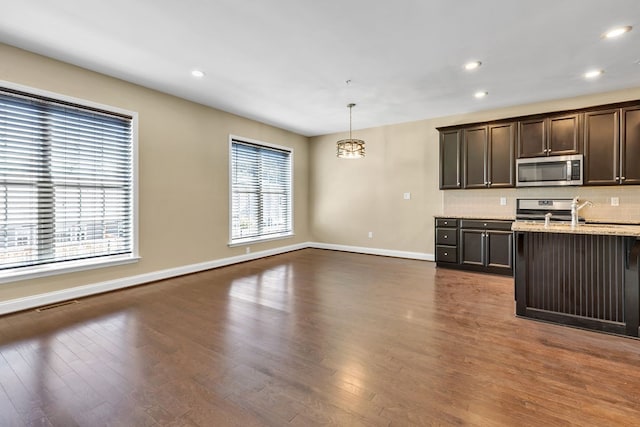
xmin=0 ymin=242 xmax=434 ymax=315
xmin=309 ymin=242 xmax=434 ymax=261
xmin=0 ymin=242 xmax=308 ymax=316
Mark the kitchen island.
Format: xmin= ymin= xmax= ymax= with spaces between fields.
xmin=513 ymin=222 xmax=640 ymax=337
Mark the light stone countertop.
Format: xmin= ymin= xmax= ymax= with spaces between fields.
xmin=512 ymin=222 xmax=640 ymax=237
xmin=436 ymin=215 xmax=515 ymax=221
xmin=584 ymin=218 xmax=640 ymax=225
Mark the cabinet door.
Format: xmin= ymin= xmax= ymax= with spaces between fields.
xmin=548 ymin=113 xmax=581 ymax=155
xmin=518 ymin=118 xmax=547 ymax=158
xmin=584 ymin=109 xmax=619 ymax=185
xmin=460 ymin=229 xmax=484 ymax=266
xmin=486 ymin=230 xmax=513 ymax=270
xmin=621 ymin=106 xmax=640 ymax=185
xmin=463 ymin=126 xmax=488 ymax=188
xmin=440 ymin=130 xmax=461 ymax=189
xmin=488 ymin=123 xmax=515 ymax=187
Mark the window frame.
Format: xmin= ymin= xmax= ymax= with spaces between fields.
xmin=228 ymin=135 xmax=294 ymax=247
xmin=0 ymin=80 xmax=139 ymax=284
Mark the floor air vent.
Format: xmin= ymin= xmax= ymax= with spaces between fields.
xmin=35 ymin=300 xmax=79 ymax=312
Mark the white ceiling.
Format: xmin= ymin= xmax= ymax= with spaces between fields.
xmin=1 ymin=0 xmax=639 ymax=137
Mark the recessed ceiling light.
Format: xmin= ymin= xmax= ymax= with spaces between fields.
xmin=603 ymin=25 xmax=632 ymax=39
xmin=474 ymin=91 xmax=488 ymax=98
xmin=191 ymin=70 xmax=205 ymax=78
xmin=464 ymin=61 xmax=482 ymax=71
xmin=584 ymin=69 xmax=604 ymax=79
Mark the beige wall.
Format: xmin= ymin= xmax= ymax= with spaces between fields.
xmin=310 ymin=120 xmax=439 ymax=253
xmin=0 ymin=43 xmax=310 ymax=302
xmin=310 ymin=86 xmax=640 ymax=254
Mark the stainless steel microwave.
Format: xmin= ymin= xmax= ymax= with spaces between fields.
xmin=516 ymin=154 xmax=583 ymax=187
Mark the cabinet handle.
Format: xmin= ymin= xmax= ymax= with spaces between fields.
xmin=621 ymin=176 xmax=626 ymax=181
xmin=616 ymin=176 xmax=620 ymax=181
xmin=444 ymin=235 xmax=448 ymax=239
xmin=444 ymin=221 xmax=448 ymax=225
xmin=488 ymin=181 xmax=492 ymax=185
xmin=444 ymin=252 xmax=448 ymax=256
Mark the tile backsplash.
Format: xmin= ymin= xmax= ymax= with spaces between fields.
xmin=441 ymin=186 xmax=640 ymax=223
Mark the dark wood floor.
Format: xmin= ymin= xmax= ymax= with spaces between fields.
xmin=2 ymin=249 xmax=640 ymax=426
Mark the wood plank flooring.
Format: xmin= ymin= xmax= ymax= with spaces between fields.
xmin=2 ymin=248 xmax=640 ymax=426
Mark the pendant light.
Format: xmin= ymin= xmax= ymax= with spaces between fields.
xmin=336 ymin=103 xmax=365 ymax=159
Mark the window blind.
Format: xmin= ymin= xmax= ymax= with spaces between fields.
xmin=0 ymin=89 xmax=133 ymax=271
xmin=230 ymin=139 xmax=292 ymax=243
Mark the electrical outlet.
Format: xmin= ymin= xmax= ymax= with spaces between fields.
xmin=500 ymin=197 xmax=507 ymax=206
xmin=403 ymin=192 xmax=411 ymax=200
xmin=368 ymin=231 xmax=373 ymax=238
xmin=611 ymin=197 xmax=620 ymax=206
xmin=246 ymin=247 xmax=251 ymax=254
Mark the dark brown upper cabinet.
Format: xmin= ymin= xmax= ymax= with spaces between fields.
xmin=621 ymin=106 xmax=640 ymax=185
xmin=518 ymin=113 xmax=581 ymax=158
xmin=549 ymin=114 xmax=581 ymax=155
xmin=584 ymin=109 xmax=619 ymax=185
xmin=463 ymin=126 xmax=488 ymax=188
xmin=517 ymin=118 xmax=546 ymax=157
xmin=584 ymin=106 xmax=640 ymax=185
xmin=438 ymin=99 xmax=640 ymax=189
xmin=463 ymin=123 xmax=515 ymax=188
xmin=488 ymin=123 xmax=515 ymax=187
xmin=440 ymin=129 xmax=462 ymax=189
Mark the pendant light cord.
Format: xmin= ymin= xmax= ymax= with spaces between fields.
xmin=349 ymin=105 xmax=353 ymax=140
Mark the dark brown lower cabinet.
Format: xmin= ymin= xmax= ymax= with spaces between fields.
xmin=515 ymin=232 xmax=640 ymax=337
xmin=435 ymin=217 xmax=513 ymax=276
xmin=487 ymin=230 xmax=513 ymax=269
xmin=460 ymin=220 xmax=513 ymax=275
xmin=460 ymin=229 xmax=484 ymax=265
xmin=435 ymin=218 xmax=458 ymax=265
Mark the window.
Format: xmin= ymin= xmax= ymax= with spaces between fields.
xmin=230 ymin=137 xmax=292 ymax=245
xmin=0 ymin=85 xmax=136 ymax=281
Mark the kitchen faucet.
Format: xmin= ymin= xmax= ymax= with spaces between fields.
xmin=571 ymin=196 xmax=593 ymax=227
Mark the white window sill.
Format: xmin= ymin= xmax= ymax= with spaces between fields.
xmin=0 ymin=254 xmax=141 ymax=285
xmin=228 ymin=233 xmax=295 ymax=247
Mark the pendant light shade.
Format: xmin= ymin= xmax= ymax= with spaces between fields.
xmin=337 ymin=103 xmax=365 ymax=159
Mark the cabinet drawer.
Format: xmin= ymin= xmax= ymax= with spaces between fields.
xmin=460 ymin=219 xmax=513 ymax=231
xmin=436 ymin=228 xmax=457 ymax=245
xmin=436 ymin=218 xmax=458 ymax=227
xmin=436 ymin=245 xmax=457 ymax=263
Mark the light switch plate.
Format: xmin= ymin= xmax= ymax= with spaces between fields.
xmin=403 ymin=192 xmax=411 ymax=200
xmin=500 ymin=197 xmax=507 ymax=206
xmin=611 ymin=197 xmax=620 ymax=206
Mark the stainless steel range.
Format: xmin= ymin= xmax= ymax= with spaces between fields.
xmin=515 ymin=198 xmax=583 ymax=223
